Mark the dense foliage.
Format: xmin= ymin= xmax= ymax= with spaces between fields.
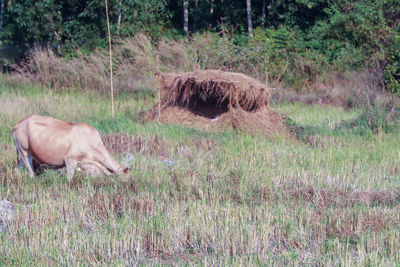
xmin=0 ymin=0 xmax=170 ymax=52
xmin=0 ymin=0 xmax=399 ymax=92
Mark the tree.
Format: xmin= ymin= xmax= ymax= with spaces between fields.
xmin=117 ymin=0 xmax=122 ymax=33
xmin=119 ymin=0 xmax=171 ymax=37
xmin=183 ymin=1 xmax=189 ymax=34
xmin=246 ymin=0 xmax=253 ymax=37
xmin=261 ymin=0 xmax=266 ymax=27
xmin=1 ymin=0 xmax=106 ymax=49
xmin=0 ymin=0 xmax=4 ymax=44
xmin=0 ymin=0 xmax=171 ymax=50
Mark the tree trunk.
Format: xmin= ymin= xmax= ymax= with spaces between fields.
xmin=117 ymin=0 xmax=122 ymax=34
xmin=183 ymin=1 xmax=189 ymax=34
xmin=246 ymin=0 xmax=253 ymax=37
xmin=194 ymin=0 xmax=198 ymax=31
xmin=0 ymin=0 xmax=4 ymax=43
xmin=261 ymin=0 xmax=266 ymax=27
xmin=209 ymin=0 xmax=214 ymax=29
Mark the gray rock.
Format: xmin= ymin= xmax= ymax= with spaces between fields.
xmin=160 ymin=159 xmax=176 ymax=168
xmin=123 ymin=153 xmax=135 ymax=164
xmin=0 ymin=200 xmax=14 ymax=233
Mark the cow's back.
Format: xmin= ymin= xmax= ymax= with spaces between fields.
xmin=68 ymin=122 xmax=105 ymax=153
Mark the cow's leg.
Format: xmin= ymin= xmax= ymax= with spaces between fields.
xmin=27 ymin=154 xmax=35 ymax=176
xmin=16 ymin=148 xmax=35 ymax=178
xmin=14 ymin=132 xmax=22 ymax=174
xmin=65 ymin=157 xmax=77 ymax=181
xmin=14 ymin=145 xmax=22 ymax=175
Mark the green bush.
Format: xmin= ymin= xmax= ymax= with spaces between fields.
xmin=383 ymin=33 xmax=400 ymax=95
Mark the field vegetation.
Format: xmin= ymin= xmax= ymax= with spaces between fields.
xmin=1 ymin=80 xmax=400 ymax=265
xmin=1 ymin=0 xmax=400 ymax=265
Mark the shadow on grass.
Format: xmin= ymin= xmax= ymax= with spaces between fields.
xmin=284 ymin=108 xmax=400 ymax=144
xmin=335 ymin=109 xmax=400 ymax=135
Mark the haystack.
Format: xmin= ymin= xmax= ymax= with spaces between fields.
xmin=144 ymin=69 xmax=288 ymax=136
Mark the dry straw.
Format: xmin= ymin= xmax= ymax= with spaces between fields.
xmin=144 ymin=70 xmax=289 ymax=136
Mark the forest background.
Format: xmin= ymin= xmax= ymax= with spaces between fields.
xmin=0 ymin=0 xmax=399 ymax=98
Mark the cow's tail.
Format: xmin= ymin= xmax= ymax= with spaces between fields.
xmin=13 ymin=129 xmax=21 ymax=163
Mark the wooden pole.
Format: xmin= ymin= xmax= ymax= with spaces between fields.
xmin=105 ymin=0 xmax=114 ymax=118
xmin=266 ymin=72 xmax=270 ymax=107
xmin=157 ymin=55 xmax=161 ymax=119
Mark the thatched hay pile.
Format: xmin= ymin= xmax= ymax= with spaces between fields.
xmin=144 ymin=69 xmax=288 ymax=136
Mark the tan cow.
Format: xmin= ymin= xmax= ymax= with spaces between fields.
xmin=13 ymin=115 xmax=129 ymax=180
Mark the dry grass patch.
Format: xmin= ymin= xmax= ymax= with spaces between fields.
xmin=287 ymin=186 xmax=400 ymax=209
xmin=361 ymin=212 xmax=393 ymax=232
xmin=102 ymin=133 xmax=166 ymax=156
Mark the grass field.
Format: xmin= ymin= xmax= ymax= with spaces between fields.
xmin=1 ymin=82 xmax=400 ymax=265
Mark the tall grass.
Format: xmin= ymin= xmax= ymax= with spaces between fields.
xmin=11 ymin=34 xmax=194 ymax=95
xmin=10 ymin=32 xmax=397 ymax=113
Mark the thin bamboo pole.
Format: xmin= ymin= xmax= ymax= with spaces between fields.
xmin=105 ymin=0 xmax=114 ymax=118
xmin=266 ymin=72 xmax=270 ymax=107
xmin=157 ymin=55 xmax=161 ymax=119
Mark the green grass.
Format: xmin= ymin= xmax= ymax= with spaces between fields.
xmin=1 ymin=83 xmax=400 ymax=265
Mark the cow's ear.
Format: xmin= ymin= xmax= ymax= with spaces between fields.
xmin=123 ymin=167 xmax=131 ymax=174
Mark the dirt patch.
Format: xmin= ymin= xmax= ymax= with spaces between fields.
xmin=288 ymin=186 xmax=336 ymax=208
xmin=102 ymin=133 xmax=166 ymax=156
xmin=287 ymin=186 xmax=400 ymax=209
xmin=362 ymin=212 xmax=392 ymax=232
xmin=352 ymin=190 xmax=395 ymax=206
xmin=324 ymin=210 xmax=394 ymax=239
xmin=87 ymin=192 xmax=152 ymax=222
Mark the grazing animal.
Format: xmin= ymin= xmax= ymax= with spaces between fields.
xmin=13 ymin=115 xmax=129 ymax=180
